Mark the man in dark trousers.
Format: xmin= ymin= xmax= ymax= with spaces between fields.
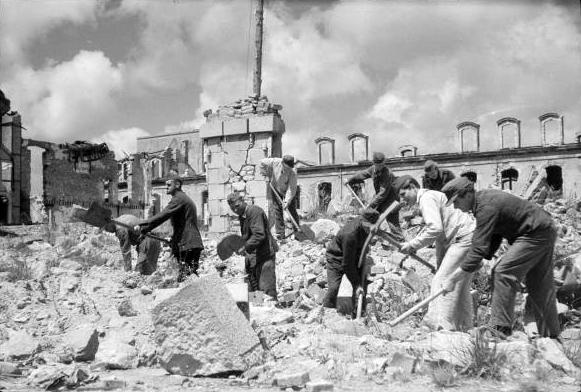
xmin=422 ymin=160 xmax=456 ymax=191
xmin=441 ymin=177 xmax=560 ymax=339
xmin=136 ymin=178 xmax=203 ymax=282
xmin=227 ymin=192 xmax=278 ymax=299
xmin=104 ymin=214 xmax=160 ymax=275
xmin=323 ymin=208 xmax=379 ymax=312
xmin=345 ymin=152 xmax=399 ymax=227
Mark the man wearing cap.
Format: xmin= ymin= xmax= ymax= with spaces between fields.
xmin=345 ymin=152 xmax=400 ymax=227
xmin=227 ymin=192 xmax=278 ymax=299
xmin=104 ymin=214 xmax=161 ymax=275
xmin=136 ymin=178 xmax=204 ymax=282
xmin=396 ymin=175 xmax=475 ymax=331
xmin=441 ymin=177 xmax=560 ymax=338
xmin=323 ymin=208 xmax=379 ymax=313
xmin=422 ymin=160 xmax=455 ymax=191
xmin=260 ymin=155 xmax=299 ymax=240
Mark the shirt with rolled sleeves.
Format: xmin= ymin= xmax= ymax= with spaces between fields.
xmin=347 ymin=166 xmax=398 ymax=214
xmin=260 ymin=158 xmax=297 ymax=204
xmin=408 ymin=189 xmax=475 ymax=251
xmin=461 ymin=190 xmax=554 ymax=273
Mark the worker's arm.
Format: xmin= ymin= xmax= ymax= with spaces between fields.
xmin=461 ymin=205 xmax=501 ymax=273
xmin=346 ymin=167 xmax=372 ymax=186
xmin=407 ymin=193 xmax=444 ymax=250
xmin=259 ymin=158 xmax=276 ymax=179
xmin=139 ymin=196 xmax=181 ymax=233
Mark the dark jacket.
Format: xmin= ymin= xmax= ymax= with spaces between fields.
xmin=142 ymin=190 xmax=203 ymax=251
xmin=326 ymin=217 xmax=369 ymax=288
xmin=461 ymin=190 xmax=554 ymax=273
xmin=240 ymin=204 xmax=277 ymax=265
xmin=422 ymin=169 xmax=455 ymax=191
xmin=347 ymin=165 xmax=399 ymax=215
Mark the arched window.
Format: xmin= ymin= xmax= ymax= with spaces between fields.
xmin=501 ymin=168 xmax=519 ymax=191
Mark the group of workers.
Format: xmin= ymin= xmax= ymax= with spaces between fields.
xmin=105 ymin=151 xmax=561 ymax=340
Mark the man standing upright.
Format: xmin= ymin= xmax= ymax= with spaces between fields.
xmin=260 ymin=155 xmax=299 ymax=240
xmin=227 ymin=192 xmax=278 ymax=299
xmin=441 ymin=177 xmax=560 ymax=338
xmin=137 ymin=178 xmax=203 ymax=282
xmin=346 ymin=152 xmax=399 ymax=228
xmin=104 ymin=214 xmax=160 ymax=275
xmin=422 ymin=160 xmax=455 ymax=191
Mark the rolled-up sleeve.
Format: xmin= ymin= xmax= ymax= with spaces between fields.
xmin=409 ymin=193 xmax=443 ymax=250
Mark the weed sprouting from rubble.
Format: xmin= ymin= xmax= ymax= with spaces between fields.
xmin=430 ymin=362 xmax=458 ymax=388
xmin=563 ymin=341 xmax=581 ymax=369
xmin=0 ymin=258 xmax=33 ymax=282
xmin=460 ymin=327 xmax=508 ymax=379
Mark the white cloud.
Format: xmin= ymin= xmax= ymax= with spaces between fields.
xmin=4 ymin=51 xmax=123 ymax=141
xmin=92 ymin=127 xmax=150 ymax=159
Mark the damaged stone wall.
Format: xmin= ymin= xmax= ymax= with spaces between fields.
xmin=200 ymin=111 xmax=285 ymax=234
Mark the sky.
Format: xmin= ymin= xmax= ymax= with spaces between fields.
xmin=1 ymin=0 xmax=580 ymax=163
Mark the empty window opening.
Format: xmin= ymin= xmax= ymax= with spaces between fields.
xmin=318 ymin=182 xmax=332 ymax=213
xmin=501 ymin=168 xmax=519 ymax=191
xmin=461 ymin=171 xmax=477 ymax=183
xmin=545 ymin=165 xmax=563 ymax=192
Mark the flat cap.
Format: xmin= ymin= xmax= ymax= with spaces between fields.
xmin=441 ymin=177 xmax=474 ymax=204
xmin=361 ymin=207 xmax=380 ymax=224
xmin=372 ymin=152 xmax=385 ymax=163
xmin=393 ymin=175 xmax=420 ymax=192
xmin=282 ymin=155 xmax=295 ymax=168
xmin=423 ymin=159 xmax=438 ymax=171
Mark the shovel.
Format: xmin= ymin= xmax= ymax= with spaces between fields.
xmin=268 ymin=182 xmax=314 ymax=242
xmin=216 ymin=234 xmax=246 ymax=261
xmin=387 ymin=288 xmax=447 ymax=327
xmin=355 ymin=201 xmax=401 ymax=319
xmin=345 ymin=182 xmax=366 ymax=209
xmin=72 ymin=202 xmax=169 ymax=244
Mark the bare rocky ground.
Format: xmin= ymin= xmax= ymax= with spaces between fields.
xmin=0 ymin=198 xmax=580 ymax=392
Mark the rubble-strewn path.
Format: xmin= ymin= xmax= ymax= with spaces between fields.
xmin=1 ymin=197 xmax=580 ymax=391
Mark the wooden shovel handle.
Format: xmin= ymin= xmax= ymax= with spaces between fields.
xmin=387 ymin=288 xmax=447 ymax=327
xmin=268 ymin=182 xmax=300 ymax=231
xmin=356 ymin=292 xmax=364 ymax=319
xmin=345 ymin=183 xmax=366 ymax=209
xmin=112 ymin=219 xmax=170 ymax=244
xmin=357 ymin=201 xmax=400 ymax=269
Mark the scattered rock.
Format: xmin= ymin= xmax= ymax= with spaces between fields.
xmin=117 ymin=298 xmax=138 ymax=317
xmin=273 ymin=370 xmax=310 ymax=388
xmin=306 ymin=380 xmax=334 ymax=391
xmin=63 ymin=324 xmax=99 ymax=362
xmin=94 ymin=336 xmax=138 ymax=370
xmin=0 ymin=330 xmax=40 ymax=360
xmin=59 ymin=259 xmax=83 ymax=271
xmin=536 ymin=337 xmax=581 ymax=377
xmin=310 ymin=219 xmax=340 ymax=243
xmin=140 ymin=286 xmax=153 ymax=295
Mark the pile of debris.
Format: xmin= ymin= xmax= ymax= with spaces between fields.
xmin=203 ymin=96 xmax=283 ymax=121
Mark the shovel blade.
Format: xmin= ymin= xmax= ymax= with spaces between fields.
xmin=292 ymin=224 xmax=315 ymax=242
xmin=72 ymin=202 xmax=112 ymax=228
xmin=217 ymin=234 xmax=245 ymax=261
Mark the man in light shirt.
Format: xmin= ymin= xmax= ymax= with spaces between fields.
xmin=396 ymin=175 xmax=476 ymax=331
xmin=260 ymin=155 xmax=299 ymax=241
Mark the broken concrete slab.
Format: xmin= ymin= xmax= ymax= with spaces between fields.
xmin=536 ymin=337 xmax=581 ymax=377
xmin=273 ymin=370 xmax=310 ymax=388
xmin=152 ymin=274 xmax=264 ymax=376
xmin=94 ymin=335 xmax=138 ymax=370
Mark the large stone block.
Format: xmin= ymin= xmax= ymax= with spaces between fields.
xmin=226 ymin=150 xmax=250 ymax=173
xmin=208 ymin=199 xmax=222 ymax=216
xmin=63 ymin=324 xmax=99 ymax=362
xmin=223 ymin=118 xmax=248 ymax=136
xmin=247 ymin=148 xmax=267 ymax=164
xmin=249 ymin=114 xmax=284 ymax=134
xmin=206 ymin=166 xmax=229 ymax=183
xmin=152 ymin=275 xmax=264 ymax=376
xmin=208 ymin=183 xmax=229 ymax=200
xmin=200 ymin=120 xmax=223 ymax=139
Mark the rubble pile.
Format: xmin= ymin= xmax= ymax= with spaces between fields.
xmin=204 ymin=96 xmax=283 ymax=121
xmin=0 ymin=208 xmax=580 ymax=391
